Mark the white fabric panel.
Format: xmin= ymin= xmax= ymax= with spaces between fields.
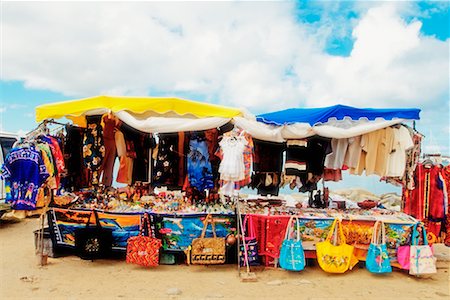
xmin=233 ymin=117 xmax=285 ymax=143
xmin=281 ymin=123 xmax=315 ymax=139
xmin=311 ymin=119 xmax=405 ymax=139
xmin=115 ymin=111 xmax=230 ymax=133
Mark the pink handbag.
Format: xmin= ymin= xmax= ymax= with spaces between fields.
xmin=397 ymin=245 xmax=411 ymax=270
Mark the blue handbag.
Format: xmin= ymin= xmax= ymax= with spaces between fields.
xmin=279 ymin=216 xmax=305 ymax=271
xmin=366 ymin=221 xmax=392 ymax=274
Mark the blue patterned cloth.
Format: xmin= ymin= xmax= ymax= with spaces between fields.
xmin=1 ymin=147 xmax=49 ymax=210
xmin=187 ymin=138 xmax=214 ymax=191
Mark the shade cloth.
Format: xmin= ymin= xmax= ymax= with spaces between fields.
xmin=35 ymin=95 xmax=243 ymax=122
xmin=257 ymin=105 xmax=421 ymax=126
xmin=115 ymin=111 xmax=230 ymax=133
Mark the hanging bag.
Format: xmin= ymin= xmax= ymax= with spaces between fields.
xmin=409 ymin=224 xmax=437 ymax=275
xmin=316 ymin=219 xmax=357 ymax=273
xmin=396 ymin=224 xmax=412 ymax=270
xmin=126 ymin=212 xmax=162 ymax=267
xmin=239 ymin=215 xmax=260 ymax=267
xmin=365 ymin=221 xmax=392 ymax=274
xmin=279 ymin=216 xmax=305 ymax=271
xmin=190 ymin=215 xmax=226 ymax=265
xmin=74 ymin=210 xmax=113 ymax=260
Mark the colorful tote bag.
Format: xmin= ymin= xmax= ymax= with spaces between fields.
xmin=366 ymin=221 xmax=392 ymax=274
xmin=239 ymin=215 xmax=259 ymax=267
xmin=279 ymin=216 xmax=305 ymax=271
xmin=190 ymin=215 xmax=226 ymax=265
xmin=409 ymin=224 xmax=437 ymax=275
xmin=126 ymin=213 xmax=162 ymax=267
xmin=316 ymin=219 xmax=357 ymax=273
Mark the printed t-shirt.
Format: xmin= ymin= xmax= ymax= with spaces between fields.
xmin=0 ymin=147 xmax=49 ymax=210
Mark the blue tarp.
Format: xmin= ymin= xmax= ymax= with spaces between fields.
xmin=256 ymin=104 xmax=421 ymax=126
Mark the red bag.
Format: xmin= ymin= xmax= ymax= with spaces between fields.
xmin=126 ymin=213 xmax=162 ymax=267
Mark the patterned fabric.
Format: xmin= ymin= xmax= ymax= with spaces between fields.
xmin=153 ymin=133 xmax=179 ymax=187
xmin=187 ymin=135 xmax=214 ymax=191
xmin=445 ymin=213 xmax=450 ymax=247
xmin=83 ymin=116 xmax=105 ymax=185
xmin=237 ymin=132 xmax=254 ymax=188
xmin=126 ymin=213 xmax=162 ymax=267
xmin=0 ymin=147 xmax=49 ymax=210
xmin=36 ymin=143 xmax=57 ymax=189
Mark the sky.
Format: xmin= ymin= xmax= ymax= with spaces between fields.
xmin=0 ymin=0 xmax=449 ymax=194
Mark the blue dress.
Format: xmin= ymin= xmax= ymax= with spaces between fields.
xmin=1 ymin=147 xmax=49 ymax=210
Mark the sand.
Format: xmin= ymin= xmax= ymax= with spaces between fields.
xmin=0 ymin=218 xmax=449 ymax=300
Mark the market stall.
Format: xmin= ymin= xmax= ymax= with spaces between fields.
xmin=1 ymin=95 xmax=436 ymax=275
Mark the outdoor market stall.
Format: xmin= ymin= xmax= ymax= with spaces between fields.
xmin=1 ymin=95 xmax=438 ymax=276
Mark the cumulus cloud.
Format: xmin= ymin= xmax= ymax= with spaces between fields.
xmin=1 ymin=1 xmax=448 ymax=115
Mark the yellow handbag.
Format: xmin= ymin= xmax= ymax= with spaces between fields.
xmin=316 ymin=219 xmax=358 ymax=273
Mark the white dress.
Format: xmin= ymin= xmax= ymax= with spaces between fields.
xmin=218 ymin=136 xmax=247 ymax=181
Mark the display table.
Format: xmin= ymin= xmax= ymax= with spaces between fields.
xmin=47 ymin=208 xmax=235 ymax=252
xmin=241 ymin=208 xmax=418 ymax=267
xmin=47 ymin=207 xmax=418 ymax=269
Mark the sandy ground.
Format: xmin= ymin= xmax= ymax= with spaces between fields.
xmin=0 ymin=218 xmax=449 ymax=300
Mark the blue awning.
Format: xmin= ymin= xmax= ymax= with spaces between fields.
xmin=256 ymin=104 xmax=421 ymax=126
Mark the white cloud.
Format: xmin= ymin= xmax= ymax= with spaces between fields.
xmin=1 ymin=1 xmax=448 ymax=115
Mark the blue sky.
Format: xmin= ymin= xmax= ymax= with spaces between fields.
xmin=1 ymin=1 xmax=449 ymax=194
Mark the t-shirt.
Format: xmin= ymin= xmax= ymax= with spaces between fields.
xmin=0 ymin=147 xmax=49 ymax=210
xmin=386 ymin=126 xmax=414 ymax=177
xmin=344 ymin=136 xmax=362 ymax=169
xmin=361 ymin=129 xmax=384 ymax=175
xmin=325 ymin=138 xmax=349 ymax=170
xmin=374 ymin=127 xmax=395 ymax=176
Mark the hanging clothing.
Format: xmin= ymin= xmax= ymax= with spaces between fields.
xmin=404 ymin=164 xmax=446 ymax=221
xmin=285 ymin=139 xmax=308 ymax=177
xmin=344 ymin=135 xmax=362 ymax=169
xmin=63 ymin=125 xmax=89 ymax=190
xmin=36 ymin=143 xmax=57 ymax=189
xmin=119 ymin=121 xmax=155 ymax=183
xmin=386 ymin=126 xmax=414 ymax=177
xmin=83 ymin=115 xmax=105 ymax=185
xmin=237 ymin=132 xmax=254 ymax=188
xmin=252 ymin=139 xmax=285 ymax=196
xmin=100 ymin=114 xmax=117 ymax=187
xmin=404 ymin=132 xmax=423 ymax=190
xmin=359 ymin=130 xmax=384 ymax=175
xmin=204 ymin=128 xmax=220 ymax=185
xmin=153 ymin=133 xmax=179 ymax=187
xmin=325 ymin=138 xmax=349 ymax=170
xmin=40 ymin=136 xmax=65 ymax=187
xmin=374 ymin=127 xmax=395 ymax=176
xmin=218 ymin=134 xmax=247 ymax=182
xmin=307 ymin=136 xmax=332 ymax=176
xmin=187 ymin=134 xmax=214 ymax=191
xmin=0 ymin=147 xmax=49 ymax=210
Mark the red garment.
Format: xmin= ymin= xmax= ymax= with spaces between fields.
xmin=101 ymin=115 xmax=117 ymax=186
xmin=405 ymin=164 xmax=445 ymax=220
xmin=445 ymin=213 xmax=450 ymax=247
xmin=47 ymin=136 xmax=66 ymax=187
xmin=247 ymin=214 xmax=290 ymax=259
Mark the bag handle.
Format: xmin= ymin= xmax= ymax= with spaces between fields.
xmin=326 ymin=219 xmax=346 ymax=245
xmin=411 ymin=223 xmax=428 ymax=246
xmin=284 ymin=216 xmax=301 ymax=242
xmin=139 ymin=212 xmax=153 ymax=237
xmin=241 ymin=215 xmax=257 ymax=239
xmin=200 ymin=214 xmax=217 ymax=238
xmin=85 ymin=210 xmax=102 ymax=228
xmin=371 ymin=221 xmax=386 ymax=245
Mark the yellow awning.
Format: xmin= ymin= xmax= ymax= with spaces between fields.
xmin=35 ymin=95 xmax=243 ymax=122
